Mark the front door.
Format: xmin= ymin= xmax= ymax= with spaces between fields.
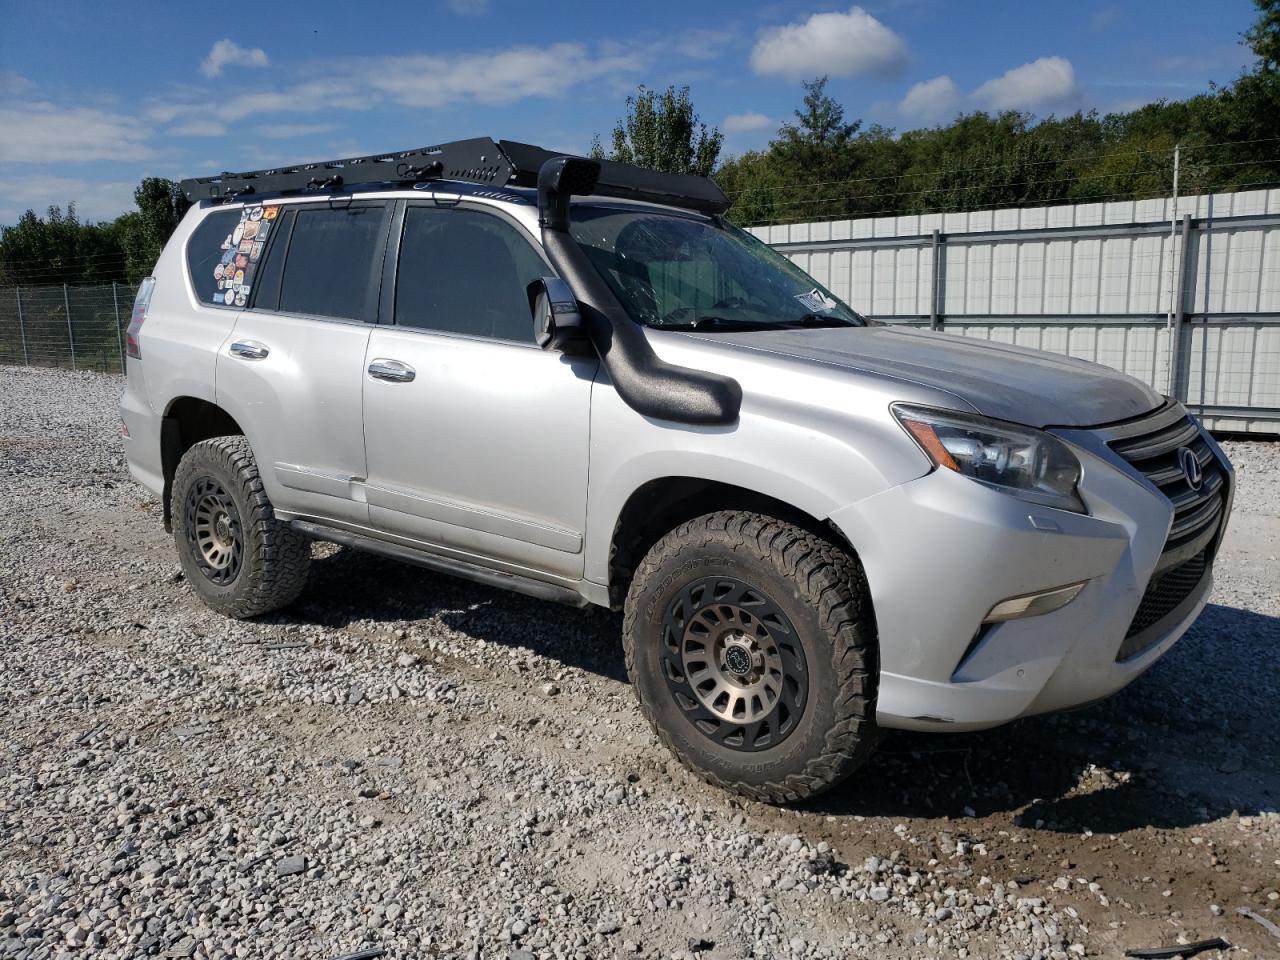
xmin=216 ymin=199 xmax=392 ymax=527
xmin=362 ymin=201 xmax=596 ymax=578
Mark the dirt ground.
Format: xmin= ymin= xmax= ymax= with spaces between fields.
xmin=1 ymin=367 xmax=1277 ymax=960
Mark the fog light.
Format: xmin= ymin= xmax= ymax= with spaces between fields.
xmin=983 ymin=581 xmax=1087 ymax=623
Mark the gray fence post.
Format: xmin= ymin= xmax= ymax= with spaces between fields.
xmin=929 ymin=229 xmax=945 ymax=330
xmin=15 ymin=287 xmax=29 ymax=365
xmin=63 ymin=283 xmax=76 ymax=371
xmin=1169 ymin=214 xmax=1193 ymax=401
xmin=112 ymin=281 xmax=125 ymax=373
xmin=1198 ymin=197 xmax=1215 ymax=416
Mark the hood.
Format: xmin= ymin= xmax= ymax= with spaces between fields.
xmin=695 ymin=325 xmax=1164 ymax=428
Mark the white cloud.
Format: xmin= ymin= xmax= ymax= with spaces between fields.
xmin=1089 ymin=7 xmax=1122 ymax=32
xmin=168 ymin=120 xmax=227 ymax=137
xmin=443 ymin=0 xmax=489 ymax=14
xmin=750 ymin=6 xmax=907 ymax=80
xmin=899 ymin=75 xmax=961 ymax=121
xmin=256 ymin=123 xmax=337 ymax=139
xmin=0 ymin=103 xmax=153 ymax=162
xmin=150 ymin=43 xmax=642 ymax=125
xmin=723 ymin=112 xmax=773 ymax=134
xmin=365 ymin=43 xmax=644 ymax=106
xmin=972 ymin=56 xmax=1078 ymax=111
xmin=0 ymin=71 xmax=33 ymax=94
xmin=0 ymin=175 xmax=137 ymax=226
xmin=189 ymin=78 xmax=367 ymax=123
xmin=200 ymin=39 xmax=269 ymax=79
xmin=672 ymin=28 xmax=735 ymax=62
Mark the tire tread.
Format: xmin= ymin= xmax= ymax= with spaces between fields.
xmin=622 ymin=511 xmax=879 ymax=805
xmin=172 ymin=435 xmax=310 ymax=619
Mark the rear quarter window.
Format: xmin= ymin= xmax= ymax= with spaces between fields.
xmin=185 ymin=204 xmax=281 ymax=308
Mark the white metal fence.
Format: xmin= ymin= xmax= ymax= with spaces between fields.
xmin=753 ymin=188 xmax=1280 ymax=434
xmin=4 ymin=189 xmax=1279 ymax=434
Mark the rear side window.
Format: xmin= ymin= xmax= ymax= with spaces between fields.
xmin=395 ymin=206 xmax=548 ymax=342
xmin=186 ymin=209 xmax=247 ymax=307
xmin=278 ymin=204 xmax=387 ymax=321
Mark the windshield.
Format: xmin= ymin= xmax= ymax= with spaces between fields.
xmin=569 ymin=206 xmax=867 ymax=331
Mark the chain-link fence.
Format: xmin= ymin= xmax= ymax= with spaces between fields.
xmin=0 ymin=283 xmax=136 ymax=374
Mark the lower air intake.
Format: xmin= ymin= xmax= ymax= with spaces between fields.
xmin=1117 ymin=549 xmax=1209 ymax=661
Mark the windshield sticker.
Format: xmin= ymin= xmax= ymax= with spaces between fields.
xmin=263 ymin=205 xmax=279 ymax=220
xmin=794 ymin=288 xmax=838 ymax=313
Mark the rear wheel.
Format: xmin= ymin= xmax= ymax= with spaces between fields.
xmin=623 ymin=511 xmax=879 ymax=804
xmin=172 ymin=436 xmax=310 ymax=619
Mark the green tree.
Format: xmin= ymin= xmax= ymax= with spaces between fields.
xmin=1 ymin=178 xmax=190 ymax=287
xmin=776 ymin=76 xmax=860 ymax=149
xmin=594 ymin=85 xmax=723 ymax=177
xmin=1246 ymin=0 xmax=1280 ymax=72
xmin=111 ymin=178 xmax=191 ymax=284
xmin=0 ymin=204 xmax=123 ymax=286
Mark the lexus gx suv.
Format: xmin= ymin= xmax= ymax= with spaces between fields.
xmin=119 ymin=138 xmax=1234 ymax=803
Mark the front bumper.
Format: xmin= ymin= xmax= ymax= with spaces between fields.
xmin=830 ymin=416 xmax=1232 ymax=732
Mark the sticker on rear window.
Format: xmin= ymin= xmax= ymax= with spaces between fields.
xmin=794 ymin=288 xmax=838 ymax=313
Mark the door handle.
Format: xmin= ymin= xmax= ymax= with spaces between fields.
xmin=229 ymin=340 xmax=270 ymax=361
xmin=368 ymin=358 xmax=416 ymax=383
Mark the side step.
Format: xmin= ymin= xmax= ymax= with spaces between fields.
xmin=290 ymin=520 xmax=588 ymax=608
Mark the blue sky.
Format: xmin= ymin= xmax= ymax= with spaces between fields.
xmin=0 ymin=0 xmax=1261 ymax=225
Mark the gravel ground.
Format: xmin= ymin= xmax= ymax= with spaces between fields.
xmin=1 ymin=366 xmax=1277 ymax=960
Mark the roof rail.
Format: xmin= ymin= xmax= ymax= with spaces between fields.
xmin=179 ymin=137 xmax=730 ymax=216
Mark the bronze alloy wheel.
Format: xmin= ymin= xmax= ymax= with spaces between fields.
xmin=184 ymin=475 xmax=244 ymax=585
xmin=660 ymin=575 xmax=808 ymax=752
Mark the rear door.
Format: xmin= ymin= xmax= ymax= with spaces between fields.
xmin=215 ymin=200 xmax=392 ymax=526
xmin=361 ymin=201 xmax=597 ymax=578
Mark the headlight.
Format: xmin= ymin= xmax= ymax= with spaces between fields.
xmin=893 ymin=404 xmax=1085 ymax=513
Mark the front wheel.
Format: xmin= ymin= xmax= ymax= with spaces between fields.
xmin=623 ymin=511 xmax=879 ymax=804
xmin=171 ymin=435 xmax=311 ymax=619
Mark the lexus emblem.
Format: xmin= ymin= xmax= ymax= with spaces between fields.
xmin=1178 ymin=446 xmax=1203 ymax=491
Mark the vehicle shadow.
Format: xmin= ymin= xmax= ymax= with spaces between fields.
xmin=279 ymin=547 xmax=1279 ymax=832
xmin=276 ymin=543 xmax=630 ymax=683
xmin=808 ymin=602 xmax=1280 ymax=831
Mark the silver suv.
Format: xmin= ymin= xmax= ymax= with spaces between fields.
xmin=120 ymin=138 xmax=1234 ymax=803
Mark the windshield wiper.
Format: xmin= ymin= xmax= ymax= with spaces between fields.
xmin=659 ymin=315 xmax=777 ymax=332
xmin=782 ymin=313 xmax=860 ymax=329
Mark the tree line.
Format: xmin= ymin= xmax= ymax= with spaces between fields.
xmin=3 ymin=0 xmax=1277 ymax=286
xmin=609 ymin=0 xmax=1280 ymax=226
xmin=0 ymin=179 xmax=189 ymax=288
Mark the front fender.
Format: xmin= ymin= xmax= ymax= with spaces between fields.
xmin=583 ymin=369 xmax=932 ymax=585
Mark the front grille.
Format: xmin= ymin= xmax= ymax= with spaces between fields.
xmin=1101 ymin=403 xmax=1227 ymax=661
xmin=1107 ymin=405 xmax=1227 ymax=555
xmin=1116 ymin=549 xmax=1208 ymax=660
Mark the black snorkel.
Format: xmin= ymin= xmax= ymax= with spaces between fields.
xmin=536 ymin=156 xmax=742 ymax=427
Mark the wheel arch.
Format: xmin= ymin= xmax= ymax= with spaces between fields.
xmin=160 ymin=396 xmax=245 ymax=532
xmin=605 ymin=475 xmax=860 ymax=608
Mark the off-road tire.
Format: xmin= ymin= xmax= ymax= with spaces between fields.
xmin=623 ymin=511 xmax=879 ymax=804
xmin=172 ymin=436 xmax=310 ymax=619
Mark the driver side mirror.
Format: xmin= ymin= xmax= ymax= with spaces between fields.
xmin=527 ymin=276 xmax=584 ymax=350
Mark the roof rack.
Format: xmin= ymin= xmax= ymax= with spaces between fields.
xmin=179 ymin=137 xmax=730 ymax=216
